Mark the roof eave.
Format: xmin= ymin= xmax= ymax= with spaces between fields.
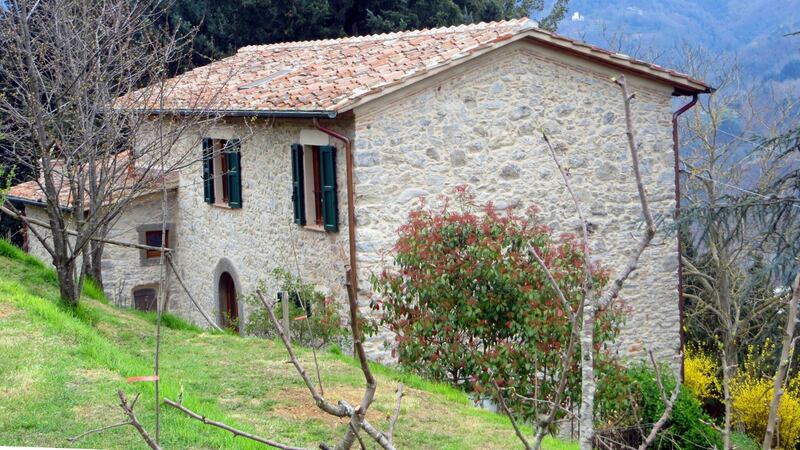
xmin=7 ymin=195 xmax=72 ymax=212
xmin=517 ymin=30 xmax=713 ymax=96
xmin=336 ymin=29 xmax=712 ymax=115
xmin=131 ymin=108 xmax=338 ymax=119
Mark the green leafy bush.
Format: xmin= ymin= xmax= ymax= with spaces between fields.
xmin=246 ymin=268 xmax=344 ymax=347
xmin=372 ymin=189 xmax=625 ymax=422
xmin=627 ymin=364 xmax=722 ymax=449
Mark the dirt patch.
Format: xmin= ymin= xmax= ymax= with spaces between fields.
xmin=270 ymin=386 xmax=359 ymax=427
xmin=268 ymin=384 xmax=412 ymax=427
xmin=73 ymin=400 xmax=119 ymax=420
xmin=94 ymin=321 xmax=120 ymax=338
xmin=0 ymin=302 xmax=17 ymax=319
xmin=72 ymin=367 xmax=120 ymax=383
xmin=0 ymin=366 xmax=40 ymax=399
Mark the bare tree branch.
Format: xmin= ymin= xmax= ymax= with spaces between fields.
xmin=71 ymin=390 xmax=160 ymax=450
xmin=763 ymin=273 xmax=800 ymax=449
xmin=67 ymin=420 xmax=133 ymax=444
xmin=527 ymin=242 xmax=575 ymax=322
xmin=638 ymin=352 xmax=682 ymax=450
xmin=387 ymin=384 xmax=403 ymax=446
xmin=255 ymin=289 xmax=396 ymax=450
xmin=117 ymin=391 xmax=161 ymax=450
xmin=165 ymin=253 xmax=223 ymax=331
xmin=494 ymin=381 xmax=532 ymax=450
xmin=0 ymin=205 xmax=171 ymax=253
xmin=163 ymin=398 xmax=305 ymax=450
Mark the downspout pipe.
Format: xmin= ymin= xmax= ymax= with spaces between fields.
xmin=312 ymin=118 xmax=358 ymax=295
xmin=673 ymin=93 xmax=698 ymax=380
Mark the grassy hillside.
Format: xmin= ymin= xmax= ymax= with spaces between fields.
xmin=0 ymin=240 xmax=575 ymax=449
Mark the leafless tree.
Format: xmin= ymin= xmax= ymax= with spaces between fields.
xmin=677 ymin=45 xmax=800 ymax=449
xmin=0 ymin=0 xmax=224 ymax=305
xmin=763 ymin=273 xmax=800 ymax=449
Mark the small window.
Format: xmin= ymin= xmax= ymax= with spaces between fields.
xmin=137 ymin=223 xmax=175 ymax=266
xmin=144 ymin=230 xmax=168 ymax=259
xmin=133 ymin=286 xmax=157 ymax=311
xmin=309 ymin=146 xmax=324 ymax=226
xmin=291 ymin=144 xmax=338 ymax=231
xmin=202 ymin=138 xmax=242 ymax=208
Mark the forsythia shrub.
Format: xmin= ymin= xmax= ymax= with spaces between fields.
xmin=731 ymin=345 xmax=800 ymax=449
xmin=372 ymin=188 xmax=625 ymax=422
xmin=684 ymin=346 xmax=721 ymax=401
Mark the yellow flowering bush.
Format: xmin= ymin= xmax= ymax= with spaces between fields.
xmin=684 ymin=347 xmax=721 ymax=401
xmin=730 ymin=344 xmax=800 ymax=448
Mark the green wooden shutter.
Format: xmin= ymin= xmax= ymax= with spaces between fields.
xmin=202 ymin=138 xmax=215 ymax=204
xmin=291 ymin=144 xmax=306 ymax=225
xmin=226 ymin=139 xmax=242 ymax=208
xmin=319 ymin=145 xmax=338 ymax=231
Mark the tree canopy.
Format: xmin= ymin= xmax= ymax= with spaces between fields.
xmin=169 ymin=0 xmax=568 ymax=69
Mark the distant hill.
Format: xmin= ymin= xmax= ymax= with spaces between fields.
xmin=556 ymin=0 xmax=800 ymax=83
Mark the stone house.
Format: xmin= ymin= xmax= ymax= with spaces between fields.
xmin=10 ymin=19 xmax=710 ymax=363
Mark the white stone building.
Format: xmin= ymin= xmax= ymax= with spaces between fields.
xmin=10 ymin=19 xmax=711 ymax=363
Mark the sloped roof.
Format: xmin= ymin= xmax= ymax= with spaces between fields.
xmin=8 ymin=153 xmax=178 ymax=208
xmin=128 ymin=18 xmax=710 ymax=116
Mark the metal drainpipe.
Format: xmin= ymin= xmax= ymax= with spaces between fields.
xmin=673 ymin=93 xmax=698 ymax=380
xmin=312 ymin=118 xmax=359 ymax=294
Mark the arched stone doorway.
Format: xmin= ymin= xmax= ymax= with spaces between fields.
xmin=218 ymin=272 xmax=238 ymax=332
xmin=214 ymin=258 xmax=242 ymax=333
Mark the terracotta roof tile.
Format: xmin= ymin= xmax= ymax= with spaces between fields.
xmin=124 ymin=19 xmax=710 ymax=115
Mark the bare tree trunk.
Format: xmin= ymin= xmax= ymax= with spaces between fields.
xmin=55 ymin=258 xmax=79 ymax=306
xmin=763 ymin=273 xmax=800 ymax=450
xmin=578 ymin=291 xmax=596 ymax=450
xmin=90 ymin=240 xmax=105 ymax=290
xmin=721 ymin=348 xmax=733 ymax=450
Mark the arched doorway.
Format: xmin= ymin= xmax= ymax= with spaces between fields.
xmin=219 ymin=272 xmax=239 ymax=332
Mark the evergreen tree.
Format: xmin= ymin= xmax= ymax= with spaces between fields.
xmin=168 ymin=0 xmax=569 ymax=70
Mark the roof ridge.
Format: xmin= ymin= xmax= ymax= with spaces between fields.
xmin=238 ymin=18 xmax=530 ymax=53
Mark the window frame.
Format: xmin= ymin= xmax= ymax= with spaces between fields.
xmin=311 ymin=147 xmax=323 ymax=226
xmin=291 ymin=133 xmax=338 ymax=232
xmin=203 ymin=137 xmax=242 ymax=209
xmin=298 ymin=145 xmax=333 ymax=230
xmin=137 ymin=223 xmax=175 ymax=266
xmin=144 ymin=230 xmax=169 ymax=259
xmin=212 ymin=139 xmax=229 ymax=206
xmin=132 ymin=285 xmax=159 ymax=311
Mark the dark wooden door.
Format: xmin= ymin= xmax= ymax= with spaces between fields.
xmin=133 ymin=287 xmax=157 ymax=311
xmin=219 ymin=272 xmax=238 ymax=332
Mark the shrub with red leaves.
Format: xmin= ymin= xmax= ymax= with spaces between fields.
xmin=372 ymin=188 xmax=626 ymax=421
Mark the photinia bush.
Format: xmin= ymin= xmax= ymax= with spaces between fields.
xmin=371 ymin=188 xmax=625 ymax=421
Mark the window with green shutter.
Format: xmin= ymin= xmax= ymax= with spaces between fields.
xmin=202 ymin=137 xmax=243 ymax=208
xmin=319 ymin=145 xmax=338 ymax=231
xmin=226 ymin=139 xmax=242 ymax=208
xmin=291 ymin=144 xmax=306 ymax=225
xmin=291 ymin=143 xmax=338 ymax=232
xmin=202 ymin=138 xmax=215 ymax=204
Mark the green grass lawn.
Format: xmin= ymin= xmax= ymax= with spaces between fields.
xmin=0 ymin=240 xmax=576 ymax=449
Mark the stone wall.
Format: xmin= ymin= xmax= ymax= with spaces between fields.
xmin=163 ymin=118 xmax=354 ymax=331
xmin=350 ymin=41 xmax=681 ymax=364
xmin=25 ymin=190 xmax=179 ymax=307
